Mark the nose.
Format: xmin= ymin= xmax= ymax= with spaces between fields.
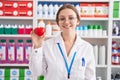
xmin=64 ymin=18 xmax=70 ymax=24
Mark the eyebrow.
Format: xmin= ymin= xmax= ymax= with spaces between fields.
xmin=59 ymin=15 xmax=76 ymax=18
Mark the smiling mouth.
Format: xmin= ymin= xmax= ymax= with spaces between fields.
xmin=63 ymin=25 xmax=71 ymax=29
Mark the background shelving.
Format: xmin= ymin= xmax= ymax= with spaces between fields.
xmin=1 ymin=0 xmax=120 ymax=80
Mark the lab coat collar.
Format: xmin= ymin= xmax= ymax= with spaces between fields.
xmin=54 ymin=32 xmax=82 ymax=46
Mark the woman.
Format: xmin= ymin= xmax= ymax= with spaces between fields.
xmin=29 ymin=4 xmax=96 ymax=80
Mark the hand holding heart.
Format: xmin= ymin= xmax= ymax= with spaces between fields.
xmin=31 ymin=27 xmax=45 ymax=49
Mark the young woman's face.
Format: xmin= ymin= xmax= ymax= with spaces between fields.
xmin=58 ymin=9 xmax=79 ymax=33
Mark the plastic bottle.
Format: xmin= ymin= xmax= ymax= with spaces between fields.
xmin=52 ymin=22 xmax=60 ymax=36
xmin=11 ymin=24 xmax=18 ymax=34
xmin=37 ymin=20 xmax=45 ymax=28
xmin=87 ymin=25 xmax=93 ymax=37
xmin=25 ymin=39 xmax=32 ymax=63
xmin=113 ymin=22 xmax=119 ymax=36
xmin=93 ymin=25 xmax=98 ymax=37
xmin=93 ymin=44 xmax=98 ymax=65
xmin=0 ymin=39 xmax=6 ymax=63
xmin=37 ymin=4 xmax=43 ymax=17
xmin=115 ymin=72 xmax=120 ymax=80
xmin=75 ymin=4 xmax=80 ymax=16
xmin=48 ymin=4 xmax=54 ymax=18
xmin=83 ymin=25 xmax=88 ymax=36
xmin=99 ymin=45 xmax=106 ymax=65
xmin=43 ymin=4 xmax=48 ymax=18
xmin=5 ymin=24 xmax=11 ymax=34
xmin=102 ymin=30 xmax=107 ymax=36
xmin=8 ymin=39 xmax=15 ymax=63
xmin=111 ymin=74 xmax=114 ymax=80
xmin=46 ymin=21 xmax=52 ymax=36
xmin=16 ymin=39 xmax=24 ymax=63
xmin=53 ymin=4 xmax=59 ymax=18
xmin=18 ymin=24 xmax=24 ymax=34
xmin=97 ymin=25 xmax=103 ymax=37
xmin=25 ymin=24 xmax=32 ymax=34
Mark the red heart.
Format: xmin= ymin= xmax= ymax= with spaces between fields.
xmin=34 ymin=27 xmax=45 ymax=36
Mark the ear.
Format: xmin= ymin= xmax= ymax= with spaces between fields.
xmin=77 ymin=20 xmax=80 ymax=25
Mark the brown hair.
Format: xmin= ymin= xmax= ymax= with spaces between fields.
xmin=56 ymin=4 xmax=80 ymax=25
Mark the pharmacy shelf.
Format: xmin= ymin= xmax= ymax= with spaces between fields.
xmin=37 ymin=0 xmax=109 ymax=2
xmin=96 ymin=65 xmax=108 ymax=68
xmin=111 ymin=65 xmax=120 ymax=68
xmin=0 ymin=64 xmax=29 ymax=67
xmin=113 ymin=0 xmax=120 ymax=1
xmin=0 ymin=0 xmax=113 ymax=80
xmin=113 ymin=18 xmax=120 ymax=21
xmin=112 ymin=36 xmax=120 ymax=39
xmin=9 ymin=0 xmax=33 ymax=1
xmin=0 ymin=35 xmax=31 ymax=37
xmin=0 ymin=17 xmax=33 ymax=20
xmin=81 ymin=36 xmax=108 ymax=39
xmin=36 ymin=17 xmax=109 ymax=21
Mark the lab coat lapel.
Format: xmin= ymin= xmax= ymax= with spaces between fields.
xmin=55 ymin=33 xmax=81 ymax=66
xmin=55 ymin=33 xmax=68 ymax=60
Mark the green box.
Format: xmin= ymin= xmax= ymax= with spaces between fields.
xmin=5 ymin=28 xmax=11 ymax=34
xmin=11 ymin=28 xmax=18 ymax=34
xmin=19 ymin=77 xmax=24 ymax=80
xmin=38 ymin=75 xmax=44 ymax=80
xmin=5 ymin=77 xmax=10 ymax=80
xmin=5 ymin=68 xmax=10 ymax=77
xmin=0 ymin=28 xmax=4 ymax=34
xmin=19 ymin=68 xmax=25 ymax=77
xmin=113 ymin=2 xmax=119 ymax=10
xmin=113 ymin=10 xmax=119 ymax=18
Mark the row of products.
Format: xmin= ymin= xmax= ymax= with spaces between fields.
xmin=37 ymin=2 xmax=108 ymax=18
xmin=111 ymin=72 xmax=120 ymax=80
xmin=113 ymin=1 xmax=120 ymax=18
xmin=93 ymin=44 xmax=106 ymax=65
xmin=0 ymin=24 xmax=32 ymax=34
xmin=112 ymin=40 xmax=120 ymax=65
xmin=112 ymin=22 xmax=120 ymax=36
xmin=0 ymin=68 xmax=32 ymax=80
xmin=0 ymin=39 xmax=32 ymax=63
xmin=0 ymin=1 xmax=33 ymax=16
xmin=76 ymin=25 xmax=107 ymax=37
xmin=37 ymin=20 xmax=107 ymax=37
xmin=37 ymin=20 xmax=61 ymax=36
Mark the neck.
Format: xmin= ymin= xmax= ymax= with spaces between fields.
xmin=61 ymin=32 xmax=76 ymax=43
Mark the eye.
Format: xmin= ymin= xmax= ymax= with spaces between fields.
xmin=69 ymin=17 xmax=75 ymax=20
xmin=59 ymin=18 xmax=65 ymax=21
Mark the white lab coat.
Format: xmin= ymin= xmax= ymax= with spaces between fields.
xmin=29 ymin=33 xmax=96 ymax=80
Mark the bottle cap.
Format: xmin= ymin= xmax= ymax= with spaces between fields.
xmin=115 ymin=72 xmax=120 ymax=79
xmin=26 ymin=40 xmax=32 ymax=43
xmin=13 ymin=2 xmax=18 ymax=8
xmin=9 ymin=39 xmax=14 ymax=43
xmin=87 ymin=25 xmax=93 ymax=29
xmin=27 ymin=2 xmax=32 ymax=8
xmin=93 ymin=25 xmax=98 ymax=29
xmin=97 ymin=25 xmax=102 ymax=29
xmin=1 ymin=39 xmax=6 ymax=43
xmin=18 ymin=40 xmax=23 ymax=43
xmin=83 ymin=26 xmax=88 ymax=30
